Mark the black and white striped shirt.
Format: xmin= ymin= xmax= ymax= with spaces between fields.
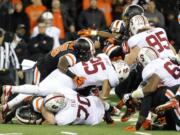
xmin=0 ymin=42 xmax=20 ymax=71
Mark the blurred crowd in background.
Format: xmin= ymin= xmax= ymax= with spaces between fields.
xmin=0 ymin=0 xmax=179 ymax=86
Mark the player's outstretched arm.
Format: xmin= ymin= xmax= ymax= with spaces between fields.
xmin=58 ymin=56 xmax=86 ymax=87
xmin=77 ymin=29 xmax=116 ymax=38
xmin=131 ymin=74 xmax=160 ymax=99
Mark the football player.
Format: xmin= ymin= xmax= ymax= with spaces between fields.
xmin=125 ymin=15 xmax=177 ymax=65
xmin=2 ymin=53 xmax=124 ymax=98
xmin=115 ymin=14 xmax=178 ymax=121
xmin=34 ymin=36 xmax=94 ymax=86
xmin=124 ymin=47 xmax=179 ymax=131
xmin=1 ymin=53 xmax=128 ymax=119
xmin=77 ymin=19 xmax=129 ymax=61
xmin=36 ymin=91 xmax=105 ymax=126
xmin=129 ymin=47 xmax=179 ymax=99
xmin=15 ymin=89 xmax=114 ymax=125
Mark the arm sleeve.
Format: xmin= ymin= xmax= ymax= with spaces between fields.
xmin=64 ymin=53 xmax=77 ymax=66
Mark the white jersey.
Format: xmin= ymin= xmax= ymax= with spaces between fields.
xmin=38 ymin=53 xmax=119 ymax=96
xmin=32 ymin=26 xmax=60 ymax=49
xmin=142 ymin=58 xmax=180 ymax=87
xmin=128 ymin=27 xmax=175 ymax=59
xmin=55 ymin=91 xmax=104 ymax=126
xmin=69 ymin=53 xmax=119 ymax=88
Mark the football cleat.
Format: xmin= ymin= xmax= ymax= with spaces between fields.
xmin=103 ymin=110 xmax=114 ymax=124
xmin=142 ymin=119 xmax=152 ymax=130
xmin=124 ymin=125 xmax=136 ymax=132
xmin=155 ymin=98 xmax=179 ymax=113
xmin=111 ymin=106 xmax=121 ymax=116
xmin=121 ymin=108 xmax=136 ymax=122
xmin=103 ymin=105 xmax=115 ymax=124
xmin=0 ymin=104 xmax=9 ymax=120
xmin=1 ymin=85 xmax=12 ymax=105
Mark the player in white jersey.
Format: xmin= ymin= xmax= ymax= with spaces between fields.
xmin=129 ymin=47 xmax=179 ymax=99
xmin=125 ymin=15 xmax=176 ymax=65
xmin=117 ymin=15 xmax=177 ymax=119
xmin=1 ymin=53 xmax=125 ymax=119
xmin=2 ymin=53 xmax=119 ymax=97
xmin=36 ymin=90 xmax=105 ymax=126
xmin=14 ymin=89 xmax=105 ymax=126
xmin=124 ymin=47 xmax=179 ymax=131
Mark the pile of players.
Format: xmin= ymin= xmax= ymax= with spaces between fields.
xmin=0 ymin=4 xmax=180 ymax=131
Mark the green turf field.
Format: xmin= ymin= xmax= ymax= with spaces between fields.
xmin=0 ymin=122 xmax=179 ymax=135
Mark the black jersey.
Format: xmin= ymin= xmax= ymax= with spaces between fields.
xmin=36 ymin=41 xmax=78 ymax=81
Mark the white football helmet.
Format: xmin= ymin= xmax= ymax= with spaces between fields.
xmin=109 ymin=20 xmax=126 ymax=33
xmin=44 ymin=94 xmax=67 ymax=113
xmin=138 ymin=46 xmax=159 ymax=67
xmin=129 ymin=15 xmax=150 ymax=35
xmin=112 ymin=60 xmax=130 ymax=81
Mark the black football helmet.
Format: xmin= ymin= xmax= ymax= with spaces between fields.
xmin=15 ymin=105 xmax=43 ymax=124
xmin=123 ymin=4 xmax=144 ymax=26
xmin=74 ymin=37 xmax=94 ymax=62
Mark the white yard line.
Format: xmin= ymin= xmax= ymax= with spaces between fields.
xmin=113 ymin=117 xmax=137 ymax=122
xmin=61 ymin=131 xmax=78 ymax=135
xmin=0 ymin=133 xmax=23 ymax=135
xmin=135 ymin=131 xmax=151 ymax=135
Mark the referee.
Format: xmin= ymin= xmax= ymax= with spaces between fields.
xmin=0 ymin=28 xmax=20 ymax=90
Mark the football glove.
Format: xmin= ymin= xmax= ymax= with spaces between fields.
xmin=78 ymin=29 xmax=97 ymax=37
xmin=73 ymin=76 xmax=86 ymax=87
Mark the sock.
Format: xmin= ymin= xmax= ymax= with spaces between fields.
xmin=12 ymin=84 xmax=39 ymax=95
xmin=104 ymin=101 xmax=110 ymax=111
xmin=7 ymin=94 xmax=31 ymax=109
xmin=146 ymin=112 xmax=152 ymax=121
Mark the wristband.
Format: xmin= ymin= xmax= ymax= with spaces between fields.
xmin=131 ymin=87 xmax=144 ymax=99
xmin=66 ymin=69 xmax=76 ymax=79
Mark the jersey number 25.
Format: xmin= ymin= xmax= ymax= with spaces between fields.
xmin=82 ymin=57 xmax=106 ymax=75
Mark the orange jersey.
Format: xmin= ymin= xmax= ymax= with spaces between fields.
xmin=97 ymin=0 xmax=112 ymax=27
xmin=52 ymin=11 xmax=65 ymax=39
xmin=82 ymin=0 xmax=112 ymax=27
xmin=25 ymin=5 xmax=46 ymax=33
